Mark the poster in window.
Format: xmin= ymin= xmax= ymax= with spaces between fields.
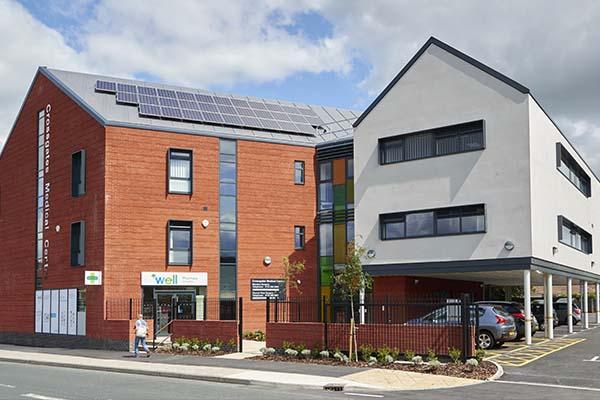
xmin=59 ymin=289 xmax=68 ymax=334
xmin=42 ymin=290 xmax=51 ymax=333
xmin=67 ymin=289 xmax=77 ymax=335
xmin=50 ymin=290 xmax=59 ymax=334
xmin=35 ymin=290 xmax=42 ymax=333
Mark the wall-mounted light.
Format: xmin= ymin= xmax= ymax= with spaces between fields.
xmin=296 ymin=279 xmax=301 ymax=285
xmin=592 ymin=261 xmax=596 ymax=268
xmin=201 ymin=219 xmax=209 ymax=228
xmin=263 ymin=256 xmax=272 ymax=266
xmin=414 ymin=279 xmax=420 ymax=285
xmin=367 ymin=249 xmax=376 ymax=259
xmin=55 ymin=225 xmax=60 ymax=233
xmin=535 ymin=269 xmax=543 ymax=275
xmin=504 ymin=241 xmax=515 ymax=251
xmin=552 ymin=246 xmax=559 ymax=255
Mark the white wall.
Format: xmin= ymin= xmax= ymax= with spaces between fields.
xmin=529 ymin=97 xmax=598 ymax=275
xmin=355 ymin=44 xmax=532 ymax=266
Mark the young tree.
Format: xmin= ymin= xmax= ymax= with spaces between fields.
xmin=282 ymin=257 xmax=305 ymax=295
xmin=334 ymin=241 xmax=372 ymax=362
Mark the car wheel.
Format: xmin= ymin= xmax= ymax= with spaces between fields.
xmin=478 ymin=330 xmax=496 ymax=350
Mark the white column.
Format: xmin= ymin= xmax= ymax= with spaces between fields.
xmin=523 ymin=270 xmax=532 ymax=345
xmin=596 ymin=282 xmax=600 ymax=325
xmin=583 ymin=281 xmax=589 ymax=329
xmin=359 ymin=287 xmax=366 ymax=324
xmin=544 ymin=273 xmax=554 ymax=339
xmin=567 ymin=278 xmax=573 ymax=334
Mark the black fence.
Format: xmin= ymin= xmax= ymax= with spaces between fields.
xmin=267 ymin=294 xmax=478 ymax=360
xmin=106 ymin=298 xmax=238 ymax=321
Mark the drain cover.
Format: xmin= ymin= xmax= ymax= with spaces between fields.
xmin=323 ymin=383 xmax=345 ymax=391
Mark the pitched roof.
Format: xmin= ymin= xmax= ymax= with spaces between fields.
xmin=40 ymin=68 xmax=359 ymax=147
xmin=352 ymin=36 xmax=530 ymax=128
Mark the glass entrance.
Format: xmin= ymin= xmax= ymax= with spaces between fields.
xmin=154 ymin=291 xmax=195 ymax=334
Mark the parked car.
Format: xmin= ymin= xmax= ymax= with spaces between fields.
xmin=554 ymin=297 xmax=582 ymax=325
xmin=406 ymin=304 xmax=517 ymax=350
xmin=531 ymin=300 xmax=559 ymax=330
xmin=476 ymin=301 xmax=539 ymax=340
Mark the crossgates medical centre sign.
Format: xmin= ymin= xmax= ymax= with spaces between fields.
xmin=141 ymin=272 xmax=207 ymax=286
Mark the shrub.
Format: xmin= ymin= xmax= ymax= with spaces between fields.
xmin=180 ymin=344 xmax=189 ymax=352
xmin=191 ymin=344 xmax=199 ymax=351
xmin=475 ymin=348 xmax=486 ymax=363
xmin=333 ymin=352 xmax=344 ymax=361
xmin=359 ymin=344 xmax=375 ymax=362
xmin=259 ymin=347 xmax=268 ymax=355
xmin=202 ymin=343 xmax=212 ymax=352
xmin=266 ymin=347 xmax=276 ymax=355
xmin=367 ymin=356 xmax=378 ymax=366
xmin=172 ymin=342 xmax=181 ymax=350
xmin=285 ymin=348 xmax=298 ymax=357
xmin=319 ymin=350 xmax=330 ymax=358
xmin=214 ymin=339 xmax=224 ymax=349
xmin=426 ymin=348 xmax=438 ymax=362
xmin=404 ymin=350 xmax=415 ymax=361
xmin=389 ymin=348 xmax=401 ymax=361
xmin=448 ymin=347 xmax=462 ymax=364
xmin=295 ymin=343 xmax=307 ymax=353
xmin=301 ymin=349 xmax=312 ymax=359
xmin=383 ymin=354 xmax=394 ymax=365
xmin=174 ymin=336 xmax=187 ymax=346
xmin=412 ymin=355 xmax=423 ymax=366
xmin=282 ymin=341 xmax=294 ymax=350
xmin=212 ymin=346 xmax=221 ymax=353
xmin=465 ymin=358 xmax=479 ymax=372
xmin=254 ymin=330 xmax=266 ymax=341
xmin=189 ymin=338 xmax=200 ymax=347
xmin=429 ymin=360 xmax=442 ymax=370
xmin=377 ymin=346 xmax=392 ymax=363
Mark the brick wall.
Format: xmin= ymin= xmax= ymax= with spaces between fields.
xmin=171 ymin=320 xmax=238 ymax=345
xmin=266 ymin=322 xmax=324 ymax=349
xmin=373 ymin=276 xmax=484 ymax=301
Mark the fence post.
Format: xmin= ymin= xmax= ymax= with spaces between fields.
xmin=274 ymin=298 xmax=279 ymax=323
xmin=266 ymin=298 xmax=271 ymax=323
xmin=129 ymin=298 xmax=133 ymax=320
xmin=460 ymin=293 xmax=471 ymax=362
xmin=323 ymin=298 xmax=328 ymax=350
xmin=238 ymin=297 xmax=243 ymax=353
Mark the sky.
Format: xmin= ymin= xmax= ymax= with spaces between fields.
xmin=2 ymin=1 xmax=600 ymax=172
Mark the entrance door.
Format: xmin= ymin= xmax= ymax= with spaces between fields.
xmin=154 ymin=291 xmax=195 ymax=334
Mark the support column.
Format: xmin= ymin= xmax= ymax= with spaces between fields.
xmin=596 ymin=283 xmax=600 ymax=325
xmin=523 ymin=270 xmax=532 ymax=345
xmin=583 ymin=281 xmax=589 ymax=329
xmin=544 ymin=273 xmax=554 ymax=339
xmin=359 ymin=287 xmax=365 ymax=325
xmin=567 ymin=278 xmax=573 ymax=334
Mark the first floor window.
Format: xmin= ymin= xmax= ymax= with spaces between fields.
xmin=294 ymin=226 xmax=305 ymax=249
xmin=558 ymin=216 xmax=592 ymax=254
xmin=168 ymin=220 xmax=192 ymax=265
xmin=294 ymin=161 xmax=305 ymax=185
xmin=72 ymin=150 xmax=86 ymax=197
xmin=168 ymin=149 xmax=192 ymax=194
xmin=70 ymin=221 xmax=85 ymax=266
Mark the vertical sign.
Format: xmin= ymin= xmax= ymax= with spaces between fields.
xmin=50 ymin=290 xmax=59 ymax=334
xmin=35 ymin=291 xmax=42 ymax=333
xmin=59 ymin=289 xmax=68 ymax=334
xmin=42 ymin=290 xmax=51 ymax=333
xmin=67 ymin=288 xmax=77 ymax=335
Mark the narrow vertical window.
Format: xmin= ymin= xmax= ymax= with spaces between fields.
xmin=219 ymin=139 xmax=237 ymax=308
xmin=70 ymin=221 xmax=85 ymax=266
xmin=319 ymin=161 xmax=333 ymax=210
xmin=71 ymin=150 xmax=86 ymax=197
xmin=168 ymin=149 xmax=192 ymax=194
xmin=168 ymin=221 xmax=192 ymax=265
xmin=294 ymin=161 xmax=305 ymax=185
xmin=294 ymin=226 xmax=305 ymax=249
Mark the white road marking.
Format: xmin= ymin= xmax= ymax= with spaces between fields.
xmin=0 ymin=383 xmax=15 ymax=388
xmin=20 ymin=394 xmax=70 ymax=400
xmin=496 ymin=380 xmax=600 ymax=392
xmin=584 ymin=355 xmax=599 ymax=362
xmin=345 ymin=393 xmax=384 ymax=398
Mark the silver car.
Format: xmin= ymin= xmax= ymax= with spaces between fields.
xmin=478 ymin=305 xmax=518 ymax=349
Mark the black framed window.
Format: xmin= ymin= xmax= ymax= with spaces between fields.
xmin=168 ymin=149 xmax=192 ymax=194
xmin=70 ymin=221 xmax=85 ymax=266
xmin=71 ymin=150 xmax=86 ymax=197
xmin=294 ymin=226 xmax=305 ymax=249
xmin=558 ymin=216 xmax=592 ymax=254
xmin=381 ymin=204 xmax=485 ymax=240
xmin=294 ymin=161 xmax=305 ymax=185
xmin=168 ymin=220 xmax=192 ymax=265
xmin=379 ymin=120 xmax=485 ymax=165
xmin=556 ymin=143 xmax=591 ymax=197
xmin=318 ymin=161 xmax=333 ymax=210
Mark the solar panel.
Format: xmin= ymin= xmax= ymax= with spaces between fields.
xmin=271 ymin=111 xmax=290 ymax=121
xmin=161 ymin=107 xmax=182 ymax=119
xmin=217 ymin=105 xmax=237 ymax=115
xmin=177 ymin=91 xmax=196 ymax=101
xmin=296 ymin=124 xmax=316 ymax=134
xmin=198 ymin=102 xmax=219 ymax=113
xmin=222 ymin=114 xmax=243 ymax=126
xmin=231 ymin=99 xmax=250 ymax=108
xmin=265 ymin=103 xmax=284 ymax=112
xmin=259 ymin=119 xmax=281 ymax=130
xmin=240 ymin=116 xmax=262 ymax=128
xmin=214 ymin=96 xmax=233 ymax=106
xmin=203 ymin=112 xmax=224 ymax=124
xmin=235 ymin=107 xmax=256 ymax=117
xmin=179 ymin=100 xmax=199 ymax=110
xmin=253 ymin=109 xmax=273 ymax=119
xmin=195 ymin=94 xmax=214 ymax=103
xmin=289 ymin=114 xmax=308 ymax=124
xmin=138 ymin=95 xmax=159 ymax=105
xmin=95 ymin=80 xmax=116 ymax=93
xmin=159 ymin=97 xmax=179 ymax=107
xmin=305 ymin=116 xmax=322 ymax=126
xmin=181 ymin=109 xmax=204 ymax=121
xmin=281 ymin=105 xmax=300 ymax=114
xmin=157 ymin=89 xmax=176 ymax=98
xmin=138 ymin=86 xmax=157 ymax=96
xmin=277 ymin=121 xmax=299 ymax=132
xmin=139 ymin=104 xmax=161 ymax=117
xmin=117 ymin=83 xmax=137 ymax=93
xmin=298 ymin=107 xmax=317 ymax=117
xmin=116 ymin=92 xmax=138 ymax=104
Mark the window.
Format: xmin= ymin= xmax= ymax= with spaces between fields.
xmin=168 ymin=149 xmax=192 ymax=194
xmin=381 ymin=204 xmax=485 ymax=240
xmin=294 ymin=226 xmax=305 ymax=249
xmin=294 ymin=161 xmax=305 ymax=185
xmin=319 ymin=223 xmax=333 ymax=256
xmin=556 ymin=143 xmax=591 ymax=197
xmin=71 ymin=150 xmax=86 ymax=197
xmin=558 ymin=216 xmax=592 ymax=254
xmin=70 ymin=221 xmax=85 ymax=266
xmin=168 ymin=221 xmax=192 ymax=265
xmin=319 ymin=161 xmax=333 ymax=210
xmin=219 ymin=140 xmax=237 ymax=300
xmin=379 ymin=120 xmax=485 ymax=165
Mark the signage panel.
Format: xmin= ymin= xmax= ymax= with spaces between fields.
xmin=141 ymin=272 xmax=207 ymax=286
xmin=67 ymin=289 xmax=77 ymax=335
xmin=50 ymin=290 xmax=59 ymax=334
xmin=35 ymin=291 xmax=42 ymax=333
xmin=59 ymin=289 xmax=68 ymax=334
xmin=84 ymin=271 xmax=102 ymax=286
xmin=250 ymin=279 xmax=286 ymax=301
xmin=42 ymin=290 xmax=51 ymax=333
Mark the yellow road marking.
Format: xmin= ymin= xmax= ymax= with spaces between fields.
xmin=486 ymin=338 xmax=585 ymax=367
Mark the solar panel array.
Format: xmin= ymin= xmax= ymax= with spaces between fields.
xmin=95 ymin=80 xmax=323 ymax=136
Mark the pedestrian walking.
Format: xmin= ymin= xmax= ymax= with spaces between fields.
xmin=133 ymin=314 xmax=151 ymax=358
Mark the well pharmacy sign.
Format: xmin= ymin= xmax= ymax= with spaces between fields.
xmin=141 ymin=272 xmax=207 ymax=286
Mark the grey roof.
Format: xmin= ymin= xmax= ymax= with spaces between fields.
xmin=40 ymin=68 xmax=358 ymax=147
